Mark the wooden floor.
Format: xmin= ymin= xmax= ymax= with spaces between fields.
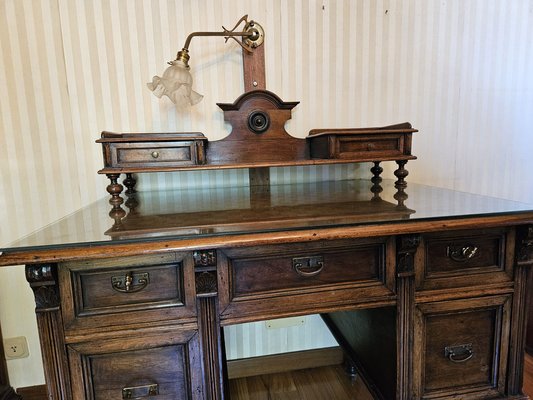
xmin=229 ymin=364 xmax=373 ymax=400
xmin=230 ymin=354 xmax=533 ymax=400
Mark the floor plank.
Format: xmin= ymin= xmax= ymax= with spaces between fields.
xmin=229 ymin=365 xmax=374 ymax=400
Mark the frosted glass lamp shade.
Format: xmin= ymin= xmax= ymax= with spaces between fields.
xmin=147 ymin=60 xmax=203 ymax=108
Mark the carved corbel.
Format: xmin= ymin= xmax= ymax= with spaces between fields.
xmin=516 ymin=225 xmax=533 ymax=265
xmin=25 ymin=264 xmax=60 ymax=312
xmin=193 ymin=250 xmax=218 ymax=297
xmin=396 ymin=235 xmax=421 ymax=278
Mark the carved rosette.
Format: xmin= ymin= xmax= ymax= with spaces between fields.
xmin=193 ymin=250 xmax=217 ymax=268
xmin=193 ymin=250 xmax=218 ymax=298
xmin=25 ymin=264 xmax=60 ymax=312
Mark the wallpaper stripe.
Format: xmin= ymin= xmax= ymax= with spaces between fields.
xmin=1 ymin=0 xmax=533 ymax=388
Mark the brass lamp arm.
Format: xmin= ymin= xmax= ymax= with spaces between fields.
xmin=175 ymin=15 xmax=264 ymax=65
xmin=183 ymin=30 xmax=254 ymax=51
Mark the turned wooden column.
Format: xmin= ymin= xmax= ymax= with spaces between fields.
xmin=193 ymin=251 xmax=225 ymax=400
xmin=25 ymin=264 xmax=71 ymax=400
xmin=396 ymin=235 xmax=420 ymax=400
xmin=507 ymin=225 xmax=533 ymax=395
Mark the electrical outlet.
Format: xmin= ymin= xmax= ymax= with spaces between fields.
xmin=3 ymin=336 xmax=30 ymax=360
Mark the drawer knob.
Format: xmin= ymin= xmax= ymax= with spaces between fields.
xmin=447 ymin=245 xmax=479 ymax=262
xmin=444 ymin=343 xmax=473 ymax=363
xmin=112 ymin=271 xmax=150 ymax=293
xmin=122 ymin=383 xmax=159 ymax=398
xmin=292 ymin=256 xmax=324 ymax=277
xmin=151 ymin=151 xmax=160 ymax=159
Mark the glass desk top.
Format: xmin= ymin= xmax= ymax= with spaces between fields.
xmin=3 ymin=179 xmax=533 ymax=255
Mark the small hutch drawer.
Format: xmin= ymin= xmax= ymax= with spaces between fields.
xmin=416 ymin=228 xmax=514 ymax=291
xmin=307 ymin=122 xmax=417 ymax=161
xmin=113 ymin=142 xmax=202 ymax=167
xmin=413 ymin=295 xmax=511 ymax=399
xmin=59 ymin=253 xmax=196 ymax=331
xmin=96 ymin=131 xmax=207 ymax=171
xmin=67 ymin=330 xmax=203 ymax=400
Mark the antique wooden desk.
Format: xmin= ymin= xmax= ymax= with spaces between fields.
xmin=1 ymin=178 xmax=533 ymax=400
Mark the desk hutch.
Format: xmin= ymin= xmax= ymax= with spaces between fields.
xmin=1 ymin=33 xmax=533 ymax=400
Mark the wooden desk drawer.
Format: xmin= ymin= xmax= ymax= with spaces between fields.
xmin=414 ymin=296 xmax=510 ymax=399
xmin=60 ymin=253 xmax=196 ymax=331
xmin=228 ymin=239 xmax=386 ymax=297
xmin=219 ymin=238 xmax=395 ymax=321
xmin=417 ymin=228 xmax=514 ymax=291
xmin=68 ymin=330 xmax=203 ymax=399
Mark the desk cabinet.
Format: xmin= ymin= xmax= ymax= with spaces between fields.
xmin=1 ymin=180 xmax=532 ymax=399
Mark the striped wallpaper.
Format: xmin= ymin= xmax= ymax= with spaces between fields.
xmin=1 ymin=0 xmax=532 ymax=388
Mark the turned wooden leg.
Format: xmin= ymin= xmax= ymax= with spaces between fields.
xmin=370 ymin=162 xmax=383 ymax=201
xmin=394 ymin=160 xmax=409 ymax=189
xmin=344 ymin=357 xmax=358 ymax=378
xmin=106 ymin=174 xmax=124 ymax=207
xmin=123 ymin=173 xmax=137 ymax=195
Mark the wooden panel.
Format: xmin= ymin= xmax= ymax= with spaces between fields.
xmin=67 ymin=329 xmax=203 ymax=400
xmin=413 ymin=295 xmax=511 ymax=399
xmin=227 ymin=347 xmax=343 ymax=379
xmin=60 ymin=253 xmax=197 ymax=332
xmin=323 ymin=308 xmax=397 ymax=400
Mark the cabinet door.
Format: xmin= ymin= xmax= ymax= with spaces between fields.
xmin=413 ymin=295 xmax=511 ymax=399
xmin=67 ymin=328 xmax=203 ymax=400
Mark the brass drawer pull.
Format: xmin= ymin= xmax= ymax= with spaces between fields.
xmin=112 ymin=271 xmax=150 ymax=293
xmin=122 ymin=383 xmax=159 ymax=398
xmin=293 ymin=256 xmax=324 ymax=277
xmin=447 ymin=245 xmax=479 ymax=262
xmin=445 ymin=343 xmax=473 ymax=363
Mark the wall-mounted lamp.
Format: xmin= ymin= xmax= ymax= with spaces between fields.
xmin=147 ymin=15 xmax=264 ymax=108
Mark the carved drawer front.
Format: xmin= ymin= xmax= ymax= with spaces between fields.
xmin=67 ymin=330 xmax=203 ymax=399
xmin=219 ymin=238 xmax=395 ymax=321
xmin=60 ymin=253 xmax=196 ymax=331
xmin=413 ymin=295 xmax=511 ymax=399
xmin=417 ymin=228 xmax=514 ymax=291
